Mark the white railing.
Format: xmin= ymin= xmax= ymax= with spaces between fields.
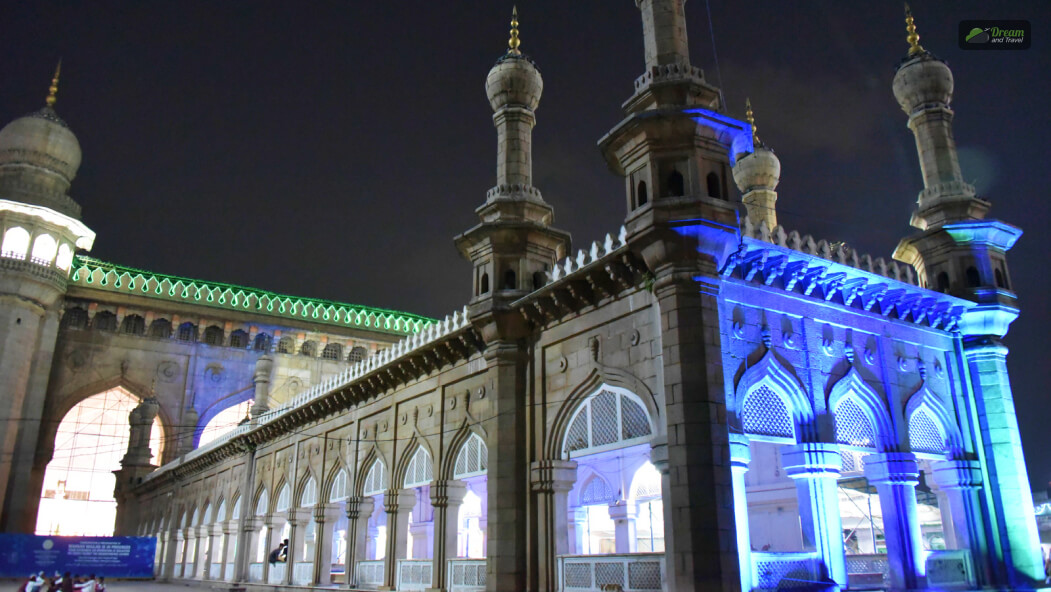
xmin=448 ymin=558 xmax=486 ymax=592
xmin=752 ymin=551 xmax=823 ymax=590
xmin=397 ymin=559 xmax=433 ymax=590
xmin=293 ymin=561 xmax=313 ymax=585
xmin=558 ymin=553 xmax=664 ymax=592
xmin=248 ymin=563 xmax=263 ymax=583
xmin=268 ymin=562 xmax=287 ymax=584
xmin=548 ymin=226 xmax=628 ymax=284
xmin=926 ymin=549 xmax=975 ymax=588
xmin=356 ymin=560 xmax=385 ymax=589
xmin=224 ymin=563 xmax=234 ymax=581
xmin=845 ymin=553 xmax=889 ymax=589
xmin=208 ymin=563 xmax=222 ymax=579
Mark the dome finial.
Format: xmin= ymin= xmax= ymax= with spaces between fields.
xmin=46 ymin=59 xmax=62 ymax=108
xmin=508 ymin=6 xmax=521 ymax=55
xmin=904 ymin=4 xmax=925 ymax=56
xmin=745 ymin=97 xmax=759 ymax=145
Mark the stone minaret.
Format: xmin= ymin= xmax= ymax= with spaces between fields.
xmin=251 ymin=354 xmax=274 ymax=423
xmin=733 ymin=99 xmax=781 ymax=229
xmin=892 ymin=7 xmax=1042 ymax=587
xmin=113 ymin=397 xmax=161 ymax=535
xmin=0 ymin=64 xmax=96 ymax=532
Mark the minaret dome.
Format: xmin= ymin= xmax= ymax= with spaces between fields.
xmin=0 ymin=62 xmax=82 ymax=186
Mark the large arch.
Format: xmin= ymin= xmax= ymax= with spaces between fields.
xmin=197 ymin=388 xmax=254 ymax=447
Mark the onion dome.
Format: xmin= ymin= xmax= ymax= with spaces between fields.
xmin=892 ymin=5 xmax=953 ymax=113
xmin=733 ymin=99 xmax=781 ymax=193
xmin=485 ymin=7 xmax=543 ymax=112
xmin=0 ymin=62 xmax=82 ymax=184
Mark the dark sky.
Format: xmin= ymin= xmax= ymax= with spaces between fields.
xmin=3 ymin=2 xmax=1049 ymax=486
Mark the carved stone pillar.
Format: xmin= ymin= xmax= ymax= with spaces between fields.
xmin=344 ymin=496 xmax=375 ymax=589
xmin=609 ymin=502 xmax=637 ymax=553
xmin=932 ymin=458 xmax=990 ymax=585
xmin=428 ymin=480 xmax=467 ymax=591
xmin=196 ymin=524 xmax=211 ymax=579
xmin=729 ymin=433 xmax=753 ymax=592
xmin=221 ymin=522 xmax=237 ymax=581
xmin=313 ymin=503 xmax=342 ymax=585
xmin=260 ymin=515 xmax=277 ymax=583
xmin=782 ymin=442 xmax=847 ymax=589
xmin=530 ymin=459 xmax=578 ymax=590
xmin=237 ymin=516 xmax=262 ymax=582
xmin=864 ymin=452 xmax=924 ymax=590
xmin=381 ymin=489 xmax=417 ymax=590
xmin=567 ymin=507 xmax=587 ymax=554
xmin=285 ymin=508 xmax=310 ymax=585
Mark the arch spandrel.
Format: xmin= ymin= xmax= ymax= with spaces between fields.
xmin=826 ymin=366 xmax=895 ymax=451
xmin=734 ymin=349 xmax=815 ymax=441
xmin=904 ymin=382 xmax=961 ymax=457
xmin=439 ymin=422 xmax=488 ymax=481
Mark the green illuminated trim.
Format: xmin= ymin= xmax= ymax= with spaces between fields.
xmin=69 ymin=256 xmax=435 ymax=335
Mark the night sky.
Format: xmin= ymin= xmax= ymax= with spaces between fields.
xmin=3 ymin=2 xmax=1049 ymax=486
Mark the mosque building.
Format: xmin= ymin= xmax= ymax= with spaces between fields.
xmin=0 ymin=2 xmax=1041 ymax=591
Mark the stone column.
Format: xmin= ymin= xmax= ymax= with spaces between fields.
xmin=251 ymin=355 xmax=274 ymax=423
xmin=530 ymin=459 xmax=577 ymax=590
xmin=381 ymin=489 xmax=417 ymax=590
xmin=285 ymin=508 xmax=309 ymax=585
xmin=313 ymin=503 xmax=342 ymax=585
xmin=237 ymin=517 xmax=261 ymax=582
xmin=221 ymin=521 xmax=237 ymax=581
xmin=260 ymin=515 xmax=277 ymax=583
xmin=864 ymin=452 xmax=924 ymax=590
xmin=782 ymin=442 xmax=847 ymax=589
xmin=343 ymin=496 xmax=375 ymax=589
xmin=196 ymin=524 xmax=210 ymax=579
xmin=729 ymin=433 xmax=753 ymax=592
xmin=609 ymin=502 xmax=637 ymax=553
xmin=428 ymin=480 xmax=467 ymax=591
xmin=163 ymin=529 xmax=178 ymax=580
xmin=174 ymin=530 xmax=186 ymax=578
xmin=567 ymin=507 xmax=587 ymax=554
xmin=932 ymin=458 xmax=990 ymax=585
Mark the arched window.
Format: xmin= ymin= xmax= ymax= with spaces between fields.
xmin=480 ymin=273 xmax=490 ymax=294
xmin=362 ymin=460 xmax=387 ymax=497
xmin=61 ymin=307 xmax=89 ymax=330
xmin=275 ymin=484 xmax=292 ymax=513
xmin=666 ymin=170 xmax=685 ymax=197
xmin=229 ymin=329 xmax=249 ymax=349
xmin=322 ymin=343 xmax=343 ymax=360
xmin=740 ymin=385 xmax=795 ymax=441
xmin=908 ymin=408 xmax=947 ymax=455
xmin=706 ymin=171 xmax=720 ymax=198
xmin=231 ymin=496 xmax=242 ymax=520
xmin=216 ymin=500 xmax=227 ymax=523
xmin=56 ymin=244 xmax=74 ymax=271
xmin=403 ymin=447 xmax=433 ymax=488
xmin=965 ymin=266 xmax=980 ymax=287
xmin=177 ymin=322 xmax=198 ymax=342
xmin=579 ymin=476 xmax=615 ymax=506
xmin=994 ymin=268 xmax=1005 ymax=289
xmin=1 ymin=226 xmax=31 ymax=258
xmin=563 ymin=387 xmax=654 ymax=458
xmin=637 ymin=180 xmax=648 ymax=206
xmin=453 ymin=433 xmax=488 ymax=479
xmin=833 ymin=397 xmax=877 ymax=449
xmin=936 ymin=272 xmax=950 ymax=293
xmin=503 ymin=269 xmax=516 ymax=290
xmin=93 ymin=311 xmax=118 ymax=332
xmin=202 ymin=503 xmax=213 ymax=525
xmin=253 ymin=333 xmax=272 ymax=352
xmin=629 ymin=462 xmax=664 ymax=552
xmin=148 ymin=318 xmax=172 ymax=339
xmin=255 ymin=490 xmax=269 ymax=516
xmin=329 ymin=469 xmax=348 ymax=502
xmin=300 ymin=340 xmax=318 ymax=357
xmin=120 ymin=315 xmax=146 ymax=336
xmin=276 ymin=336 xmax=294 ymax=354
xmin=348 ymin=346 xmax=368 ymax=363
xmin=300 ymin=477 xmax=317 ymax=508
xmin=203 ymin=325 xmax=224 ymax=346
xmin=31 ymin=233 xmax=58 ymax=263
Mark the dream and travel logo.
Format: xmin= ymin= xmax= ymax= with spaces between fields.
xmin=959 ymin=20 xmax=1030 ymax=50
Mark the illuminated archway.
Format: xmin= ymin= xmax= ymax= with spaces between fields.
xmin=36 ymin=387 xmax=163 ymax=535
xmin=198 ymin=399 xmax=252 ymax=447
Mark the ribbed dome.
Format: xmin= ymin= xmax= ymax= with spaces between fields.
xmin=0 ymin=107 xmax=82 ymax=183
xmin=733 ymin=146 xmax=781 ymax=193
xmin=485 ymin=54 xmax=543 ymax=112
xmin=893 ymin=53 xmax=953 ymax=114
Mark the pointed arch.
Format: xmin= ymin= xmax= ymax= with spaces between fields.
xmin=328 ymin=466 xmax=349 ymax=502
xmin=578 ymin=473 xmax=616 ymax=506
xmin=400 ymin=443 xmax=434 ymax=488
xmin=254 ymin=484 xmax=270 ymax=516
xmin=202 ymin=500 xmax=214 ymax=525
xmin=360 ymin=457 xmax=388 ymax=497
xmin=735 ymin=349 xmax=814 ymax=441
xmin=545 ymin=367 xmax=660 ymax=461
xmin=297 ymin=472 xmax=318 ymax=508
xmin=274 ymin=481 xmax=292 ymax=513
xmin=828 ymin=367 xmax=895 ymax=451
xmin=439 ymin=421 xmax=487 ymax=481
xmin=392 ymin=434 xmax=435 ymax=489
xmin=561 ymin=385 xmax=655 ymax=458
xmin=905 ymin=382 xmax=961 ymax=457
xmin=453 ymin=432 xmax=488 ymax=480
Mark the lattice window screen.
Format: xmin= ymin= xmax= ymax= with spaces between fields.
xmin=255 ymin=491 xmax=269 ymax=516
xmin=276 ymin=484 xmax=291 ymax=512
xmin=835 ymin=397 xmax=876 ymax=448
xmin=632 ymin=464 xmax=662 ymax=501
xmin=563 ymin=389 xmax=654 ymax=456
xmin=329 ymin=470 xmax=347 ymax=502
xmin=363 ymin=461 xmax=387 ymax=496
xmin=454 ymin=433 xmax=488 ymax=479
xmin=404 ymin=447 xmax=433 ymax=488
xmin=580 ymin=477 xmax=615 ymax=505
xmin=300 ymin=478 xmax=317 ymax=507
xmin=215 ymin=502 xmax=226 ymax=523
xmin=741 ymin=385 xmax=794 ymax=439
xmin=909 ymin=409 xmax=946 ymax=454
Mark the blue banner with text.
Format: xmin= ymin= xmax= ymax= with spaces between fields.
xmin=0 ymin=534 xmax=156 ymax=578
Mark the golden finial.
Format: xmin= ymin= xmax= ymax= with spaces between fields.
xmin=45 ymin=59 xmax=62 ymax=108
xmin=508 ymin=6 xmax=521 ymax=55
xmin=904 ymin=4 xmax=925 ymax=56
xmin=745 ymin=98 xmax=760 ymax=145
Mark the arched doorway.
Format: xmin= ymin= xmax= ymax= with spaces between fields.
xmin=36 ymin=387 xmax=163 ymax=535
xmin=198 ymin=399 xmax=252 ymax=447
